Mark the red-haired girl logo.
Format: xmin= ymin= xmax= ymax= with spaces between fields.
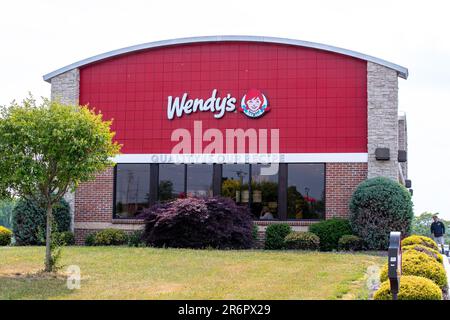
xmin=240 ymin=89 xmax=269 ymax=118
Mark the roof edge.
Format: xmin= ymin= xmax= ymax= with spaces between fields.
xmin=43 ymin=35 xmax=409 ymax=82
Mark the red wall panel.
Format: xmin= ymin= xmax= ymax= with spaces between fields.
xmin=79 ymin=42 xmax=367 ymax=154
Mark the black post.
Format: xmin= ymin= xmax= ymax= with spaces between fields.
xmin=388 ymin=231 xmax=402 ymax=300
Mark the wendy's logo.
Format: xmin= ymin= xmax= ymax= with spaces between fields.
xmin=240 ymin=89 xmax=269 ymax=118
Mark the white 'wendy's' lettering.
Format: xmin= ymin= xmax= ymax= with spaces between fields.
xmin=167 ymin=89 xmax=236 ymax=120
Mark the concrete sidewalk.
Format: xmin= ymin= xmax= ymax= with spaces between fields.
xmin=443 ymin=256 xmax=450 ymax=300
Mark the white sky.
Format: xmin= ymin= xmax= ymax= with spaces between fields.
xmin=1 ymin=0 xmax=449 ymax=218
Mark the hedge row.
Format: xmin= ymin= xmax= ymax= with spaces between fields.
xmin=374 ymin=234 xmax=446 ymax=300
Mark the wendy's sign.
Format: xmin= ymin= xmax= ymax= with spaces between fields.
xmin=167 ymin=89 xmax=269 ymax=120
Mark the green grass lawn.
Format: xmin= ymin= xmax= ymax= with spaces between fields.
xmin=0 ymin=246 xmax=384 ymax=300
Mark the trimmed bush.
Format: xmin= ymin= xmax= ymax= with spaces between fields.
xmin=127 ymin=230 xmax=145 ymax=247
xmin=402 ymin=235 xmax=439 ymax=251
xmin=338 ymin=235 xmax=363 ymax=251
xmin=0 ymin=226 xmax=12 ymax=246
xmin=380 ymin=250 xmax=447 ymax=289
xmin=141 ymin=197 xmax=254 ymax=249
xmin=85 ymin=232 xmax=96 ymax=246
xmin=53 ymin=231 xmax=75 ymax=246
xmin=12 ymin=198 xmax=70 ymax=245
xmin=309 ymin=218 xmax=352 ymax=251
xmin=349 ymin=177 xmax=413 ymax=250
xmin=284 ymin=232 xmax=320 ymax=250
xmin=402 ymin=244 xmax=443 ymax=264
xmin=264 ymin=223 xmax=292 ymax=250
xmin=374 ymin=275 xmax=442 ymax=300
xmin=92 ymin=229 xmax=127 ymax=246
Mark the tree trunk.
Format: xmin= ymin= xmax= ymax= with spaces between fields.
xmin=44 ymin=202 xmax=53 ymax=272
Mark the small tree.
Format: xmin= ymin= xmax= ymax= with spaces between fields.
xmin=0 ymin=96 xmax=120 ymax=271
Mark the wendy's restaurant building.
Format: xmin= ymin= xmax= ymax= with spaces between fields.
xmin=43 ymin=36 xmax=410 ymax=244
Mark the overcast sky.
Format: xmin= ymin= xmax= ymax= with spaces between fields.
xmin=0 ymin=0 xmax=449 ymax=218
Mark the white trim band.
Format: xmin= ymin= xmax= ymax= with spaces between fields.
xmin=113 ymin=153 xmax=368 ymax=164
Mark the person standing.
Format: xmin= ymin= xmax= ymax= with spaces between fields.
xmin=430 ymin=214 xmax=446 ymax=254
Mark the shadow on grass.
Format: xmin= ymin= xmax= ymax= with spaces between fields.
xmin=0 ymin=272 xmax=75 ymax=300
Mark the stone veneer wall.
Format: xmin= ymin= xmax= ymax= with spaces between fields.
xmin=50 ymin=69 xmax=80 ymax=105
xmin=367 ymin=62 xmax=399 ymax=181
xmin=398 ymin=115 xmax=408 ymax=179
xmin=50 ymin=69 xmax=80 ymax=231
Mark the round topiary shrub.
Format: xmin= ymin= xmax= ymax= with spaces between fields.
xmin=338 ymin=235 xmax=364 ymax=251
xmin=309 ymin=218 xmax=352 ymax=251
xmin=92 ymin=228 xmax=127 ymax=246
xmin=12 ymin=198 xmax=71 ymax=245
xmin=284 ymin=231 xmax=320 ymax=250
xmin=264 ymin=223 xmax=292 ymax=250
xmin=374 ymin=275 xmax=442 ymax=300
xmin=401 ymin=235 xmax=439 ymax=251
xmin=141 ymin=197 xmax=254 ymax=249
xmin=380 ymin=250 xmax=447 ymax=289
xmin=349 ymin=177 xmax=413 ymax=250
xmin=402 ymin=244 xmax=443 ymax=264
xmin=0 ymin=226 xmax=12 ymax=246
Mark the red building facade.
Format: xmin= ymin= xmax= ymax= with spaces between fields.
xmin=44 ymin=36 xmax=408 ymax=243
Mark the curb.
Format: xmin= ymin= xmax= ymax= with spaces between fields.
xmin=442 ymin=256 xmax=450 ymax=300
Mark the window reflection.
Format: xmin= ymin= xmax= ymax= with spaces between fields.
xmin=251 ymin=164 xmax=279 ymax=220
xmin=186 ymin=164 xmax=213 ymax=198
xmin=287 ymin=164 xmax=325 ymax=219
xmin=115 ymin=164 xmax=150 ymax=218
xmin=159 ymin=164 xmax=185 ymax=201
xmin=221 ymin=164 xmax=250 ymax=204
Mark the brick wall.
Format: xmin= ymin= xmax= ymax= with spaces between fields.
xmin=325 ymin=162 xmax=367 ymax=219
xmin=74 ymin=167 xmax=114 ymax=223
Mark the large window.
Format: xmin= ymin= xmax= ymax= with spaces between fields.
xmin=113 ymin=162 xmax=326 ymax=220
xmin=287 ymin=164 xmax=325 ymax=219
xmin=221 ymin=164 xmax=278 ymax=220
xmin=114 ymin=164 xmax=150 ymax=218
xmin=186 ymin=164 xmax=213 ymax=197
xmin=251 ymin=164 xmax=279 ymax=220
xmin=221 ymin=164 xmax=250 ymax=204
xmin=159 ymin=164 xmax=185 ymax=201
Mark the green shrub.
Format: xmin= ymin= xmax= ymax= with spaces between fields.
xmin=402 ymin=244 xmax=443 ymax=264
xmin=264 ymin=223 xmax=292 ymax=249
xmin=284 ymin=232 xmax=320 ymax=250
xmin=338 ymin=235 xmax=363 ymax=251
xmin=309 ymin=218 xmax=352 ymax=251
xmin=349 ymin=177 xmax=413 ymax=250
xmin=92 ymin=228 xmax=127 ymax=246
xmin=380 ymin=250 xmax=447 ymax=289
xmin=53 ymin=231 xmax=75 ymax=246
xmin=12 ymin=198 xmax=70 ymax=245
xmin=0 ymin=226 xmax=12 ymax=246
xmin=85 ymin=232 xmax=96 ymax=246
xmin=127 ymin=230 xmax=145 ymax=247
xmin=252 ymin=224 xmax=259 ymax=241
xmin=374 ymin=275 xmax=442 ymax=300
xmin=402 ymin=235 xmax=439 ymax=251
